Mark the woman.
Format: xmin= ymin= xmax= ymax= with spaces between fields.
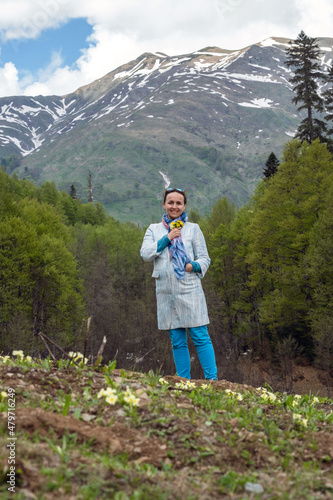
xmin=140 ymin=188 xmax=217 ymax=380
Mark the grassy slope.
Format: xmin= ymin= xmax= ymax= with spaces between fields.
xmin=0 ymin=355 xmax=332 ymax=499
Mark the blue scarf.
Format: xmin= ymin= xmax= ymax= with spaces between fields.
xmin=162 ymin=212 xmax=190 ymax=280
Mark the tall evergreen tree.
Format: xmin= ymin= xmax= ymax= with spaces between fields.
xmin=88 ymin=171 xmax=93 ymax=203
xmin=285 ymin=31 xmax=327 ymax=143
xmin=263 ymin=152 xmax=280 ymax=179
xmin=69 ymin=184 xmax=77 ymax=199
xmin=245 ymin=139 xmax=333 ymax=352
xmin=323 ymin=65 xmax=333 ymax=135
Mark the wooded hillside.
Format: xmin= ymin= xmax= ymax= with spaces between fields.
xmin=1 ymin=138 xmax=333 ymax=393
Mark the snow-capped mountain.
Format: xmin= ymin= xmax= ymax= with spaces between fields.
xmin=1 ymin=37 xmax=332 ymax=223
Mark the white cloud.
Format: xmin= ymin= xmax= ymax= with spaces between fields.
xmin=296 ymin=0 xmax=333 ymax=38
xmin=0 ymin=0 xmax=332 ymax=97
xmin=0 ymin=0 xmax=71 ymax=40
xmin=0 ymin=62 xmax=21 ymax=96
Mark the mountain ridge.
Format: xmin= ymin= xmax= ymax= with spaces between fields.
xmin=1 ymin=36 xmax=332 ymax=224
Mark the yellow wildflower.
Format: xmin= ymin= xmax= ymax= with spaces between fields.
xmin=68 ymin=351 xmax=88 ymax=364
xmin=170 ymin=220 xmax=184 ymax=229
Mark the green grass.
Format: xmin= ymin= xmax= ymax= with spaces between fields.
xmin=0 ymin=354 xmax=332 ymax=499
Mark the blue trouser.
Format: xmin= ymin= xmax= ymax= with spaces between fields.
xmin=169 ymin=325 xmax=218 ymax=380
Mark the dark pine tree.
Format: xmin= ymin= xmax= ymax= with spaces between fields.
xmin=323 ymin=65 xmax=333 ymax=135
xmin=263 ymin=152 xmax=280 ymax=179
xmin=285 ymin=31 xmax=327 ymax=143
xmin=88 ymin=171 xmax=93 ymax=203
xmin=69 ymin=184 xmax=77 ymax=199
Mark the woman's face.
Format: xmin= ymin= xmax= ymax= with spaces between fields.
xmin=162 ymin=192 xmax=186 ymax=220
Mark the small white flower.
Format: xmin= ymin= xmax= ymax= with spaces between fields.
xmin=185 ymin=381 xmax=196 ymax=389
xmin=266 ymin=392 xmax=277 ymax=402
xmin=105 ymin=394 xmax=118 ymax=405
xmin=159 ymin=378 xmax=168 ymax=385
xmin=97 ymin=388 xmax=108 ymax=399
xmin=105 ymin=387 xmax=117 ymax=396
xmin=124 ymin=394 xmax=140 ymax=406
xmin=293 ymin=413 xmax=307 ymax=426
xmin=12 ymin=350 xmax=24 ymax=358
xmin=1 ymin=391 xmax=8 ymax=398
xmin=124 ymin=386 xmax=134 ymax=397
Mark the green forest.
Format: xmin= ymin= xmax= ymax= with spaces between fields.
xmin=1 ymin=138 xmax=333 ymax=389
xmin=1 ymin=32 xmax=333 ymax=391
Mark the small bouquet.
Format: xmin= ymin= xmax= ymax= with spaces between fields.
xmin=170 ymin=220 xmax=184 ymax=229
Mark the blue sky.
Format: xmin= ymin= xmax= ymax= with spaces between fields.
xmin=0 ymin=0 xmax=332 ymax=98
xmin=0 ymin=18 xmax=92 ymax=74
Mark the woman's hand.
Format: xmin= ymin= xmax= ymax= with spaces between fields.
xmin=168 ymin=227 xmax=182 ymax=240
xmin=185 ymin=263 xmax=193 ymax=272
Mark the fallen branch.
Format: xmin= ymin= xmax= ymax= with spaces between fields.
xmin=96 ymin=336 xmax=107 ymax=359
xmin=38 ymin=332 xmax=56 ymax=362
xmin=83 ymin=316 xmax=92 ymax=360
xmin=38 ymin=331 xmax=81 ymax=367
xmin=134 ymin=347 xmax=155 ymax=364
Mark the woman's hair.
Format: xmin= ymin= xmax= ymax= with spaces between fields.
xmin=163 ymin=188 xmax=187 ymax=203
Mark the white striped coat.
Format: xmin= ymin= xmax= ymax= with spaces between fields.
xmin=140 ymin=222 xmax=210 ymax=330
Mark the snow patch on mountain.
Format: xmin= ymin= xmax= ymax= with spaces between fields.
xmin=239 ymin=98 xmax=274 ymax=108
xmin=8 ymin=136 xmax=31 ymax=156
xmin=260 ymin=38 xmax=291 ymax=48
xmin=159 ymin=171 xmax=170 ymax=188
xmin=228 ymin=72 xmax=281 ymax=83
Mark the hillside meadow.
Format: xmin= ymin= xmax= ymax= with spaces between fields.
xmin=0 ymin=353 xmax=332 ymax=499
